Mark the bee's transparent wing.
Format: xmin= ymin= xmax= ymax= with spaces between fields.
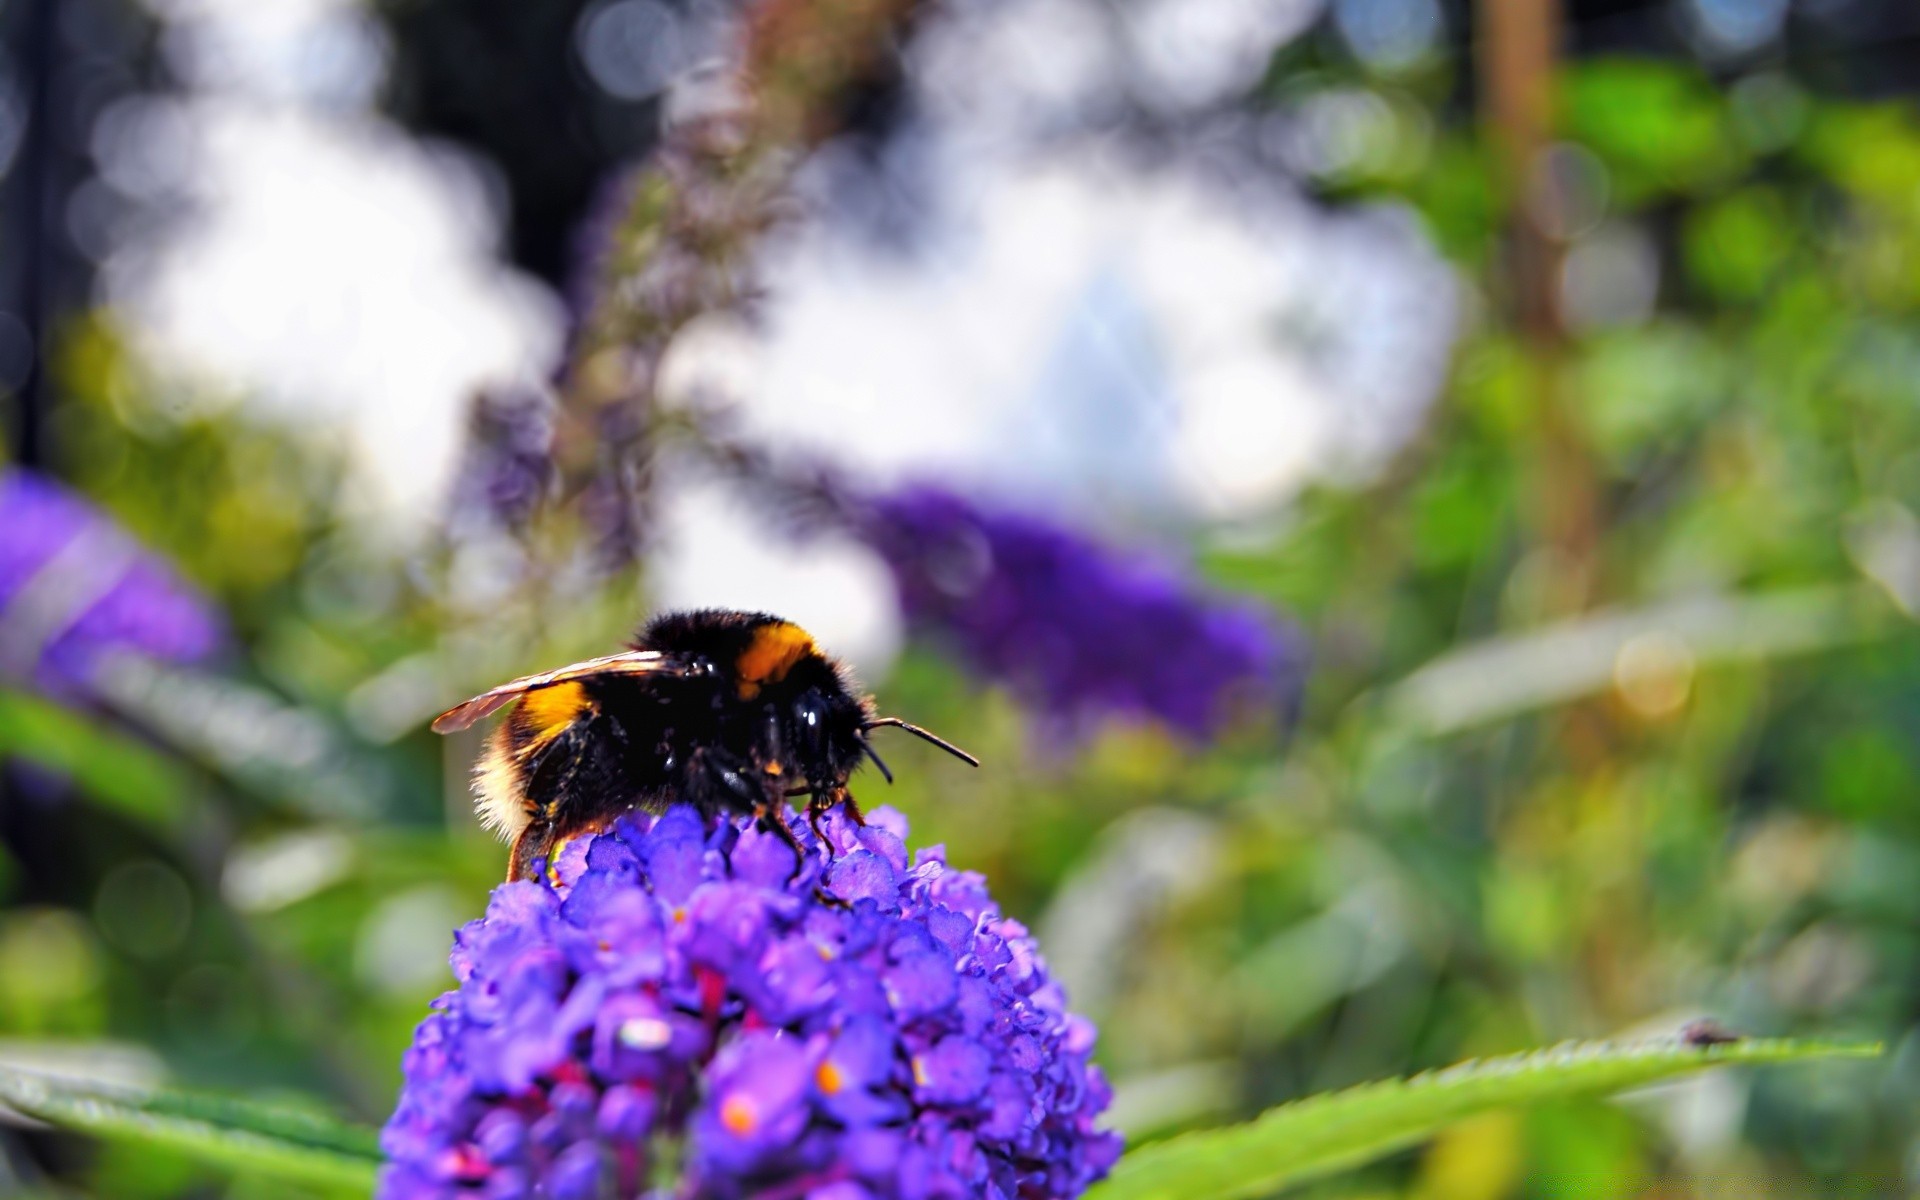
xmin=429 ymin=651 xmax=679 ymax=733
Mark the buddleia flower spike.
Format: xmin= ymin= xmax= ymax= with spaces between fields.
xmin=379 ymin=804 xmax=1122 ymax=1199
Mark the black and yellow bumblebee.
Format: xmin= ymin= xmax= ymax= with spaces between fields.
xmin=432 ymin=609 xmax=977 ymax=881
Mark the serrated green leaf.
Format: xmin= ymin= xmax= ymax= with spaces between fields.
xmin=0 ymin=1067 xmax=382 ymax=1192
xmin=1085 ymin=1036 xmax=1880 ymax=1200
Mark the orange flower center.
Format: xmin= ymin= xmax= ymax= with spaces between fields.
xmin=816 ymin=1060 xmax=846 ymax=1095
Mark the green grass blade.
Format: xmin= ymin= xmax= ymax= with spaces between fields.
xmin=0 ymin=1067 xmax=382 ymax=1192
xmin=1085 ymin=1036 xmax=1881 ymax=1200
xmin=0 ymin=689 xmax=194 ymax=833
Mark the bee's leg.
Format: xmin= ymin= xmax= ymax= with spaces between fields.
xmin=519 ymin=726 xmax=596 ymax=882
xmin=812 ymin=884 xmax=852 ymax=911
xmin=807 ymin=789 xmax=833 ymax=848
xmin=700 ymin=748 xmax=806 ymax=876
xmin=752 ymin=707 xmax=798 ymax=814
xmin=507 ymin=821 xmax=554 ymax=883
xmin=697 ymin=747 xmax=762 ymax=812
xmin=807 ymin=783 xmax=866 ymax=849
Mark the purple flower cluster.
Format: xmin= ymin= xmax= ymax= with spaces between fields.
xmin=380 ymin=806 xmax=1121 ymax=1199
xmin=859 ymin=485 xmax=1301 ymax=739
xmin=0 ymin=470 xmax=223 ymax=696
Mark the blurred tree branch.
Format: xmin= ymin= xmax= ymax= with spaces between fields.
xmin=1478 ymin=0 xmax=1599 ymax=612
xmin=1481 ymin=0 xmax=1562 ymax=346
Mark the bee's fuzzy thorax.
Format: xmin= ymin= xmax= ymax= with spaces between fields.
xmin=732 ymin=621 xmax=817 ymax=698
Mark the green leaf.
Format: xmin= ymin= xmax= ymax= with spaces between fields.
xmin=0 ymin=689 xmax=194 ymax=833
xmin=0 ymin=1067 xmax=382 ymax=1192
xmin=1085 ymin=1036 xmax=1880 ymax=1200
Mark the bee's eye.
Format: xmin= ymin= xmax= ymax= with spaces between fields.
xmin=793 ymin=692 xmax=828 ymax=755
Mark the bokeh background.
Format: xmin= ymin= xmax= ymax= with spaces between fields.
xmin=1 ymin=0 xmax=1917 ymax=1194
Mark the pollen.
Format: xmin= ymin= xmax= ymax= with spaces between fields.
xmin=815 ymin=1060 xmax=845 ymax=1095
xmin=719 ymin=1093 xmax=758 ymax=1135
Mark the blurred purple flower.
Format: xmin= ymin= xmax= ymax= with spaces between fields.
xmin=562 ymin=130 xmax=779 ymax=569
xmin=447 ymin=388 xmax=558 ymax=535
xmin=0 ymin=470 xmax=224 ymax=697
xmin=858 ymin=484 xmax=1303 ymax=738
xmin=380 ymin=806 xmax=1121 ymax=1200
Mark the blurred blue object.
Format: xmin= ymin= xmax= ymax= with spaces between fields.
xmin=861 ymin=485 xmax=1303 ymax=739
xmin=0 ymin=469 xmax=224 ymax=697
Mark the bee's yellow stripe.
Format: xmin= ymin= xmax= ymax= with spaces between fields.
xmin=477 ymin=681 xmax=594 ymax=848
xmin=516 ymin=682 xmax=592 ymax=751
xmin=735 ymin=622 xmax=815 ymax=698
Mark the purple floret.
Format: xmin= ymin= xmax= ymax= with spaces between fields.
xmin=859 ymin=484 xmax=1302 ymax=739
xmin=379 ymin=806 xmax=1122 ymax=1200
xmin=0 ymin=469 xmax=223 ymax=696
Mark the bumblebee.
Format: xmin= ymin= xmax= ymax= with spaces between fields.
xmin=432 ymin=609 xmax=977 ymax=881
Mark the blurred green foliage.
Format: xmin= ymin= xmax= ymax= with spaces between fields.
xmin=6 ymin=39 xmax=1920 ymax=1200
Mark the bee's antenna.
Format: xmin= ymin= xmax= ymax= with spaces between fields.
xmin=861 ymin=740 xmax=895 ymax=784
xmin=861 ymin=717 xmax=980 ymax=767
